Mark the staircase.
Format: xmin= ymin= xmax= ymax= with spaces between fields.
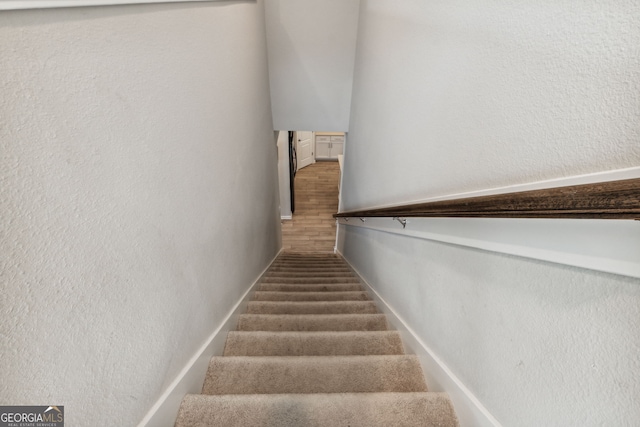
xmin=175 ymin=252 xmax=459 ymax=427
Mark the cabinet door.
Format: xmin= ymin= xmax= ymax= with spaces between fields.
xmin=330 ymin=136 xmax=345 ymax=158
xmin=315 ymin=142 xmax=331 ymax=159
xmin=315 ymin=136 xmax=331 ymax=159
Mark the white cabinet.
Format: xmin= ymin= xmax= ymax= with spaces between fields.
xmin=315 ymin=134 xmax=344 ymax=160
xmin=315 ymin=136 xmax=331 ymax=159
xmin=331 ymin=136 xmax=344 ymax=157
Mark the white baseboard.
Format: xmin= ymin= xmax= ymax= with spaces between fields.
xmin=338 ymin=252 xmax=502 ymax=427
xmin=281 ymin=215 xmax=292 ymax=220
xmin=137 ymin=249 xmax=282 ymax=427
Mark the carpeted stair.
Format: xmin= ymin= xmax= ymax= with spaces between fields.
xmin=175 ymin=252 xmax=459 ymax=427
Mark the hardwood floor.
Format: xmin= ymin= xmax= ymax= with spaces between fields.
xmin=281 ymin=161 xmax=340 ymax=253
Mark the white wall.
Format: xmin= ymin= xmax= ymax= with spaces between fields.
xmin=340 ymin=228 xmax=640 ymax=427
xmin=264 ymin=0 xmax=360 ymax=131
xmin=340 ymin=1 xmax=640 ymax=425
xmin=342 ymin=0 xmax=640 ymax=210
xmin=0 ymin=2 xmax=281 ymax=425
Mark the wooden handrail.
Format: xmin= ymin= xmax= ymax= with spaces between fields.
xmin=334 ymin=178 xmax=640 ymax=220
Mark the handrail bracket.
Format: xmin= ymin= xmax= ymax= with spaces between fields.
xmin=393 ymin=217 xmax=407 ymax=229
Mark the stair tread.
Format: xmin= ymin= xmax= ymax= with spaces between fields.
xmin=267 ymin=266 xmax=351 ymax=269
xmin=202 ymin=355 xmax=428 ymax=394
xmin=271 ymin=262 xmax=349 ymax=266
xmin=262 ymin=277 xmax=360 ymax=283
xmin=176 ymin=392 xmax=459 ymax=427
xmin=264 ymin=272 xmax=356 ymax=277
xmin=223 ymin=331 xmax=404 ymax=356
xmin=279 ymin=253 xmax=339 ymax=257
xmin=237 ymin=314 xmax=389 ymax=331
xmin=252 ymin=291 xmax=370 ymax=301
xmin=266 ymin=270 xmax=353 ymax=274
xmin=258 ymin=283 xmax=363 ymax=292
xmin=276 ymin=259 xmax=343 ymax=262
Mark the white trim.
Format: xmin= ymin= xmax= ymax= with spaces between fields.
xmin=136 ymin=249 xmax=282 ymax=427
xmin=338 ymin=255 xmax=502 ymax=427
xmin=280 ymin=215 xmax=292 ymax=221
xmin=337 ymin=167 xmax=640 ymax=280
xmin=343 ymin=166 xmax=640 ymax=212
xmin=0 ymin=0 xmax=229 ymax=10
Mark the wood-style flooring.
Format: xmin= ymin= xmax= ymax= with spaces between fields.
xmin=281 ymin=161 xmax=340 ymax=253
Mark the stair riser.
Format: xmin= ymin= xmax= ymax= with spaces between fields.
xmin=236 ymin=314 xmax=389 ymax=331
xmin=268 ymin=264 xmax=351 ymax=267
xmin=277 ymin=255 xmax=339 ymax=259
xmin=265 ymin=271 xmax=353 ymax=275
xmin=268 ymin=265 xmax=350 ymax=269
xmin=277 ymin=254 xmax=339 ymax=258
xmin=274 ymin=256 xmax=342 ymax=260
xmin=258 ymin=284 xmax=363 ymax=292
xmin=246 ymin=301 xmax=378 ymax=315
xmin=265 ymin=272 xmax=355 ymax=277
xmin=274 ymin=260 xmax=342 ymax=264
xmin=262 ymin=278 xmax=360 ymax=284
xmin=223 ymin=331 xmax=404 ymax=356
xmin=269 ymin=264 xmax=350 ymax=269
xmin=272 ymin=260 xmax=346 ymax=264
xmin=252 ymin=291 xmax=370 ymax=302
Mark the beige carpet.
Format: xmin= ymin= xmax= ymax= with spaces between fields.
xmin=175 ymin=253 xmax=459 ymax=427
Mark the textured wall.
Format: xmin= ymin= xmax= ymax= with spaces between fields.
xmin=265 ymin=0 xmax=360 ymax=131
xmin=342 ymin=0 xmax=640 ymax=210
xmin=341 ymin=227 xmax=640 ymax=426
xmin=340 ymin=1 xmax=640 ymax=425
xmin=0 ymin=2 xmax=281 ymax=425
